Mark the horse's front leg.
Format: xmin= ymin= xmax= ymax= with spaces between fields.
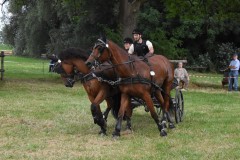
xmin=125 ymin=103 xmax=133 ymax=132
xmin=112 ymin=93 xmax=130 ymax=138
xmin=89 ymin=91 xmax=107 ymax=136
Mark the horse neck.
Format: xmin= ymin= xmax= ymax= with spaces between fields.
xmin=109 ymin=42 xmax=136 ymax=77
xmin=72 ymin=59 xmax=90 ymax=74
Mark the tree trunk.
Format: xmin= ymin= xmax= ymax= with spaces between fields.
xmin=119 ymin=0 xmax=146 ymax=38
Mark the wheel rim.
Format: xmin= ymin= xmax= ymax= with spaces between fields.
xmin=179 ymin=91 xmax=184 ymax=122
xmin=175 ymin=90 xmax=180 ymax=123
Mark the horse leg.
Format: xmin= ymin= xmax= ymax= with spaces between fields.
xmin=90 ymin=103 xmax=107 ymax=135
xmin=112 ymin=93 xmax=130 ymax=138
xmin=143 ymin=93 xmax=167 ymax=137
xmin=90 ymin=91 xmax=107 ymax=135
xmin=154 ymin=90 xmax=167 ymax=128
xmin=103 ymin=98 xmax=113 ymax=121
xmin=124 ymin=102 xmax=133 ymax=132
xmin=162 ymin=81 xmax=175 ymax=129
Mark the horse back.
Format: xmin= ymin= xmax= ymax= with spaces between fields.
xmin=148 ymin=55 xmax=174 ymax=78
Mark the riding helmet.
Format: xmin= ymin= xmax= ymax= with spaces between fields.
xmin=132 ymin=29 xmax=142 ymax=35
xmin=123 ymin=37 xmax=133 ymax=44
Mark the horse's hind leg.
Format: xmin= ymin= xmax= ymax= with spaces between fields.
xmin=154 ymin=90 xmax=168 ymax=128
xmin=103 ymin=99 xmax=113 ymax=121
xmin=143 ymin=93 xmax=167 ymax=136
xmin=162 ymin=80 xmax=175 ymax=129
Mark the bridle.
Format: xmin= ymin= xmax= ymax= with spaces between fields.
xmin=53 ymin=61 xmax=82 ymax=87
xmin=89 ymin=39 xmax=112 ymax=64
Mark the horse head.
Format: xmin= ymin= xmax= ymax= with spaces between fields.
xmin=85 ymin=37 xmax=111 ymax=68
xmin=54 ymin=59 xmax=76 ymax=88
xmin=55 ymin=48 xmax=92 ymax=87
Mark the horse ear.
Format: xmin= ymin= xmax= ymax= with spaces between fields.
xmin=99 ymin=32 xmax=107 ymax=43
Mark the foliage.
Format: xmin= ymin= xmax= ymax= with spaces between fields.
xmin=1 ymin=0 xmax=240 ymax=70
xmin=215 ymin=43 xmax=240 ymax=71
xmin=0 ymin=43 xmax=13 ymax=50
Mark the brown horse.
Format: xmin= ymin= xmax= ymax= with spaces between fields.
xmin=55 ymin=48 xmax=132 ymax=135
xmin=85 ymin=37 xmax=175 ymax=137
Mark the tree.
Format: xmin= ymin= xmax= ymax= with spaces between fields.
xmin=119 ymin=0 xmax=147 ymax=38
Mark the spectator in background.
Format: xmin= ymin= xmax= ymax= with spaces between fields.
xmin=123 ymin=37 xmax=133 ymax=52
xmin=48 ymin=54 xmax=58 ymax=72
xmin=174 ymin=62 xmax=190 ymax=90
xmin=228 ymin=53 xmax=239 ymax=91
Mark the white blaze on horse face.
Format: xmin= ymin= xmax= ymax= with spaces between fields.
xmin=106 ymin=44 xmax=109 ymax=48
xmin=150 ymin=71 xmax=155 ymax=76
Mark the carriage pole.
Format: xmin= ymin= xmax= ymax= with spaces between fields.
xmin=0 ymin=51 xmax=5 ymax=80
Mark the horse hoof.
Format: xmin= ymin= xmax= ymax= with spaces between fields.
xmin=160 ymin=130 xmax=167 ymax=137
xmin=112 ymin=134 xmax=120 ymax=140
xmin=112 ymin=131 xmax=120 ymax=138
xmin=168 ymin=123 xmax=175 ymax=129
xmin=98 ymin=130 xmax=107 ymax=136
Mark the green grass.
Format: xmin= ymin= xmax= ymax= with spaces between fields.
xmin=0 ymin=44 xmax=13 ymax=50
xmin=4 ymin=55 xmax=59 ymax=79
xmin=1 ymin=56 xmax=240 ymax=159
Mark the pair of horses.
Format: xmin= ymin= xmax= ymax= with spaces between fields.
xmin=56 ymin=37 xmax=175 ymax=138
xmin=55 ymin=48 xmax=132 ymax=135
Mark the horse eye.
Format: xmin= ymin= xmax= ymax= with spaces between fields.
xmin=98 ymin=47 xmax=104 ymax=53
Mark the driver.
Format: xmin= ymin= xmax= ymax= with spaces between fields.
xmin=128 ymin=29 xmax=154 ymax=57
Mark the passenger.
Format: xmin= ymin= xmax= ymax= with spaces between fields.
xmin=123 ymin=37 xmax=133 ymax=52
xmin=128 ymin=29 xmax=154 ymax=57
xmin=174 ymin=62 xmax=190 ymax=90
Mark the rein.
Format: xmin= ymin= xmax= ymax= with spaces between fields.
xmin=108 ymin=54 xmax=154 ymax=67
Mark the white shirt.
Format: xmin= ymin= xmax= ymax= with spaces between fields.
xmin=128 ymin=40 xmax=153 ymax=54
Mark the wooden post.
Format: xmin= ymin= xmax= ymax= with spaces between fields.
xmin=169 ymin=60 xmax=187 ymax=63
xmin=0 ymin=51 xmax=5 ymax=80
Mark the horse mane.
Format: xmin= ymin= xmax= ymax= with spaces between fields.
xmin=58 ymin=47 xmax=90 ymax=61
xmin=108 ymin=40 xmax=128 ymax=54
xmin=107 ymin=40 xmax=142 ymax=60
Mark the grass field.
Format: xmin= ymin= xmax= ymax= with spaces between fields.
xmin=1 ymin=55 xmax=240 ymax=159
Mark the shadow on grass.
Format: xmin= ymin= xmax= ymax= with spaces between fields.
xmin=191 ymin=82 xmax=227 ymax=90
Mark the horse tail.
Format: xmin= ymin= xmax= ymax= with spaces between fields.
xmin=111 ymin=92 xmax=121 ymax=119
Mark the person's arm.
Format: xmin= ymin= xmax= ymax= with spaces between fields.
xmin=146 ymin=40 xmax=154 ymax=54
xmin=184 ymin=68 xmax=190 ymax=81
xmin=229 ymin=60 xmax=237 ymax=69
xmin=128 ymin=44 xmax=134 ymax=54
xmin=174 ymin=69 xmax=178 ymax=78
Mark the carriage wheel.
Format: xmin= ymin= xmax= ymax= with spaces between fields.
xmin=175 ymin=89 xmax=184 ymax=123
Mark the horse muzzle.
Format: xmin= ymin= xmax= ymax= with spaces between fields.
xmin=65 ymin=78 xmax=75 ymax=88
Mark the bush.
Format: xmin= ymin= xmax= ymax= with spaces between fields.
xmin=215 ymin=43 xmax=239 ymax=71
